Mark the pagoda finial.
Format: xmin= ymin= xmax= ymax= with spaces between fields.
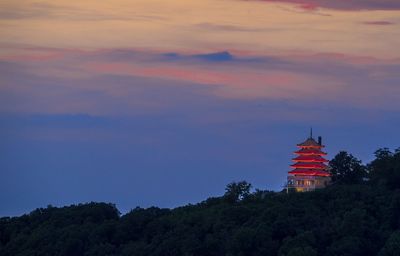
xmin=310 ymin=127 xmax=313 ymax=138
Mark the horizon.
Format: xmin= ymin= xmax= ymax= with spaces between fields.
xmin=1 ymin=0 xmax=400 ymax=217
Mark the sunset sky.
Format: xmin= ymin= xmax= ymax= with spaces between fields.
xmin=1 ymin=0 xmax=400 ymax=216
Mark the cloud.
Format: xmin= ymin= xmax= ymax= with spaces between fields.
xmin=88 ymin=61 xmax=329 ymax=100
xmin=363 ymin=21 xmax=394 ymax=25
xmin=162 ymin=51 xmax=235 ymax=62
xmin=192 ymin=52 xmax=234 ymax=62
xmin=1 ymin=0 xmax=398 ymax=60
xmin=249 ymin=0 xmax=400 ymax=10
xmin=83 ymin=50 xmax=400 ymax=109
xmin=1 ymin=46 xmax=400 ymax=115
xmin=0 ymin=1 xmax=166 ymax=21
xmin=194 ymin=23 xmax=269 ymax=32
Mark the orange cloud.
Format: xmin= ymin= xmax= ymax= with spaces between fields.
xmin=1 ymin=0 xmax=399 ymax=59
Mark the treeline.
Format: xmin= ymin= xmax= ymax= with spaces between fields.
xmin=1 ymin=148 xmax=400 ymax=256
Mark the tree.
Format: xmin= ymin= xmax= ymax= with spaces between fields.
xmin=375 ymin=148 xmax=394 ymax=159
xmin=223 ymin=181 xmax=252 ymax=203
xmin=329 ymin=151 xmax=366 ymax=184
xmin=368 ymin=148 xmax=400 ymax=189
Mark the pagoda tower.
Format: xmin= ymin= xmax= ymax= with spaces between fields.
xmin=286 ymin=130 xmax=331 ymax=192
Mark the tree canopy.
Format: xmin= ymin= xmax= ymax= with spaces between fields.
xmin=329 ymin=151 xmax=366 ymax=184
xmin=223 ymin=181 xmax=252 ymax=203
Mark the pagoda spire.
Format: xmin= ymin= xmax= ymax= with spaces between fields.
xmin=310 ymin=127 xmax=313 ymax=139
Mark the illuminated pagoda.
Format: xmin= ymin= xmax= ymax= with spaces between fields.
xmin=286 ymin=130 xmax=331 ymax=192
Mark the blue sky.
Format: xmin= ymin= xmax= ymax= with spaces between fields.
xmin=1 ymin=0 xmax=400 ymax=216
xmin=1 ymin=69 xmax=399 ymax=215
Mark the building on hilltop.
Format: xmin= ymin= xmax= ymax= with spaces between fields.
xmin=286 ymin=130 xmax=331 ymax=192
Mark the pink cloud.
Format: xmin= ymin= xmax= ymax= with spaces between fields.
xmin=88 ymin=62 xmax=233 ymax=85
xmin=2 ymin=46 xmax=400 ymax=113
xmin=299 ymin=3 xmax=318 ymax=11
xmin=248 ymin=0 xmax=400 ymax=10
xmin=86 ymin=61 xmax=341 ymax=100
xmin=363 ymin=21 xmax=394 ymax=25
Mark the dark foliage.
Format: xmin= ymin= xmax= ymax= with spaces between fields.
xmin=1 ymin=148 xmax=400 ymax=256
xmin=223 ymin=181 xmax=252 ymax=203
xmin=329 ymin=151 xmax=366 ymax=184
xmin=369 ymin=148 xmax=400 ymax=189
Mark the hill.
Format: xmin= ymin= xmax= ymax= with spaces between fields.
xmin=1 ymin=148 xmax=400 ymax=256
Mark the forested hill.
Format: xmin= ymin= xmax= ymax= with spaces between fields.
xmin=1 ymin=148 xmax=400 ymax=256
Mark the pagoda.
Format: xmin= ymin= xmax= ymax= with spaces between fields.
xmin=286 ymin=130 xmax=331 ymax=192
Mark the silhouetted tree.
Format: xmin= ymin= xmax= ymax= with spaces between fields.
xmin=223 ymin=181 xmax=252 ymax=203
xmin=369 ymin=148 xmax=400 ymax=189
xmin=329 ymin=151 xmax=366 ymax=184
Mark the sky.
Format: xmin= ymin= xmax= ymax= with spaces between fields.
xmin=1 ymin=0 xmax=400 ymax=216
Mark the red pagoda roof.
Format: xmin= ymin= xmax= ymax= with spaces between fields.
xmin=292 ymin=155 xmax=328 ymax=162
xmin=297 ymin=138 xmax=324 ymax=148
xmin=294 ymin=148 xmax=327 ymax=155
xmin=288 ymin=169 xmax=331 ymax=177
xmin=291 ymin=162 xmax=328 ymax=169
xmin=289 ymin=133 xmax=330 ymax=177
